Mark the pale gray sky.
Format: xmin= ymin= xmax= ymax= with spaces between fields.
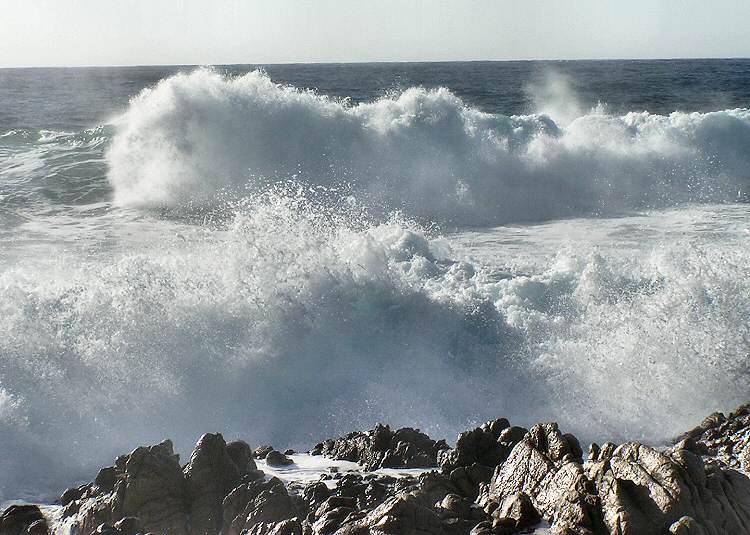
xmin=1 ymin=0 xmax=749 ymax=67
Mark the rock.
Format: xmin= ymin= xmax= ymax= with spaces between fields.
xmin=312 ymin=505 xmax=356 ymax=534
xmin=266 ymin=450 xmax=295 ymax=467
xmin=0 ymin=505 xmax=45 ymax=535
xmin=222 ymin=478 xmax=296 ymax=535
xmin=416 ymin=472 xmax=461 ymax=505
xmin=468 ymin=520 xmax=494 ymax=535
xmin=497 ymin=427 xmax=528 ymax=449
xmin=486 ymin=423 xmax=602 ymax=534
xmin=71 ymin=439 xmax=189 ymax=535
xmin=359 ymin=493 xmax=446 ymax=535
xmin=447 ymin=464 xmax=494 ymax=500
xmin=255 ymin=446 xmax=275 ymax=460
xmin=587 ymin=440 xmax=750 ymax=535
xmin=244 ymin=519 xmax=302 ymax=535
xmin=302 ymin=482 xmax=332 ymax=510
xmin=226 ymin=440 xmax=260 ymax=475
xmin=669 ymin=516 xmax=708 ymax=535
xmin=113 ymin=517 xmax=140 ymax=535
xmin=112 ymin=440 xmax=189 ymax=535
xmin=438 ymin=418 xmax=515 ymax=474
xmin=320 ymin=424 xmax=447 ymax=470
xmin=184 ymin=433 xmax=242 ymax=535
xmin=676 ymin=403 xmax=750 ymax=470
xmin=13 ymin=405 xmax=750 ymax=535
xmin=23 ymin=520 xmax=48 ymax=535
xmin=92 ymin=523 xmax=119 ymax=535
xmin=492 ymin=492 xmax=540 ymax=530
xmin=94 ymin=468 xmax=118 ymax=492
xmin=60 ymin=485 xmax=88 ymax=507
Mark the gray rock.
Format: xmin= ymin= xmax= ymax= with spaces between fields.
xmin=493 ymin=492 xmax=540 ymax=530
xmin=359 ymin=493 xmax=446 ymax=535
xmin=587 ymin=440 xmax=750 ymax=535
xmin=72 ymin=439 xmax=189 ymax=535
xmin=0 ymin=506 xmax=46 ymax=535
xmin=184 ymin=433 xmax=242 ymax=535
xmin=265 ymin=450 xmax=295 ymax=467
xmin=438 ymin=418 xmax=514 ymax=474
xmin=222 ymin=478 xmax=296 ymax=535
xmin=677 ymin=403 xmax=750 ymax=470
xmin=669 ymin=516 xmax=708 ymax=535
xmin=226 ymin=440 xmax=260 ymax=475
xmin=112 ymin=517 xmax=140 ymax=535
xmin=319 ymin=424 xmax=447 ymax=471
xmin=486 ymin=423 xmax=601 ymax=534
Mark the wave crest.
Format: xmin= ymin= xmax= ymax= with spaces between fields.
xmin=107 ymin=68 xmax=750 ymax=223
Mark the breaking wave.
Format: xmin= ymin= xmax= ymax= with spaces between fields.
xmin=1 ymin=189 xmax=749 ymax=502
xmin=107 ymin=68 xmax=750 ymax=224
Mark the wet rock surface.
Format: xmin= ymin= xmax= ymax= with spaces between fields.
xmin=7 ymin=404 xmax=750 ymax=535
xmin=312 ymin=423 xmax=449 ymax=470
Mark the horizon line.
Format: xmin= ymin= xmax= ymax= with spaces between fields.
xmin=1 ymin=55 xmax=749 ymax=70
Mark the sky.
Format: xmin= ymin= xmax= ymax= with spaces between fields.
xmin=1 ymin=0 xmax=749 ymax=68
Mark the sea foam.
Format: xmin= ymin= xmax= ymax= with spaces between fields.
xmin=107 ymin=68 xmax=750 ymax=223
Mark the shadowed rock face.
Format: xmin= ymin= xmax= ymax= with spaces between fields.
xmin=312 ymin=424 xmax=449 ymax=470
xmin=0 ymin=505 xmax=46 ymax=535
xmin=184 ymin=433 xmax=243 ymax=535
xmin=8 ymin=404 xmax=750 ymax=535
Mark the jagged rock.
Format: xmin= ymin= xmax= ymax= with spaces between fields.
xmin=669 ymin=516 xmax=708 ymax=535
xmin=302 ymin=482 xmax=333 ymax=510
xmin=266 ymin=450 xmax=295 ymax=467
xmin=23 ymin=520 xmax=47 ymax=535
xmin=319 ymin=424 xmax=447 ymax=470
xmin=587 ymin=440 xmax=750 ymax=535
xmin=184 ymin=433 xmax=242 ymax=535
xmin=0 ymin=505 xmax=46 ymax=535
xmin=492 ymin=492 xmax=540 ymax=530
xmin=417 ymin=472 xmax=462 ymax=505
xmin=72 ymin=439 xmax=189 ymax=535
xmin=438 ymin=418 xmax=515 ymax=473
xmin=112 ymin=440 xmax=189 ymax=535
xmin=468 ymin=521 xmax=494 ymax=535
xmin=226 ymin=440 xmax=261 ymax=476
xmin=14 ymin=405 xmax=750 ymax=535
xmin=437 ymin=493 xmax=485 ymax=524
xmin=677 ymin=403 xmax=750 ymax=470
xmin=358 ymin=492 xmax=446 ymax=535
xmin=448 ymin=464 xmax=494 ymax=500
xmin=255 ymin=446 xmax=275 ymax=459
xmin=222 ymin=478 xmax=296 ymax=535
xmin=94 ymin=467 xmax=118 ymax=492
xmin=60 ymin=485 xmax=88 ymax=506
xmin=245 ymin=519 xmax=302 ymax=535
xmin=113 ymin=517 xmax=140 ymax=535
xmin=486 ymin=423 xmax=601 ymax=534
xmin=312 ymin=505 xmax=357 ymax=534
xmin=92 ymin=523 xmax=119 ymax=535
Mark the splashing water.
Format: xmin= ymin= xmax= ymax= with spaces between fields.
xmin=0 ymin=64 xmax=749 ymax=503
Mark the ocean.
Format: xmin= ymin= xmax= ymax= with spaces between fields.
xmin=1 ymin=59 xmax=749 ymax=503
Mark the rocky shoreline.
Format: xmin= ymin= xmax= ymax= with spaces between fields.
xmin=4 ymin=405 xmax=750 ymax=535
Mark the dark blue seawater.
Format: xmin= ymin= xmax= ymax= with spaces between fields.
xmin=2 ymin=59 xmax=750 ymax=131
